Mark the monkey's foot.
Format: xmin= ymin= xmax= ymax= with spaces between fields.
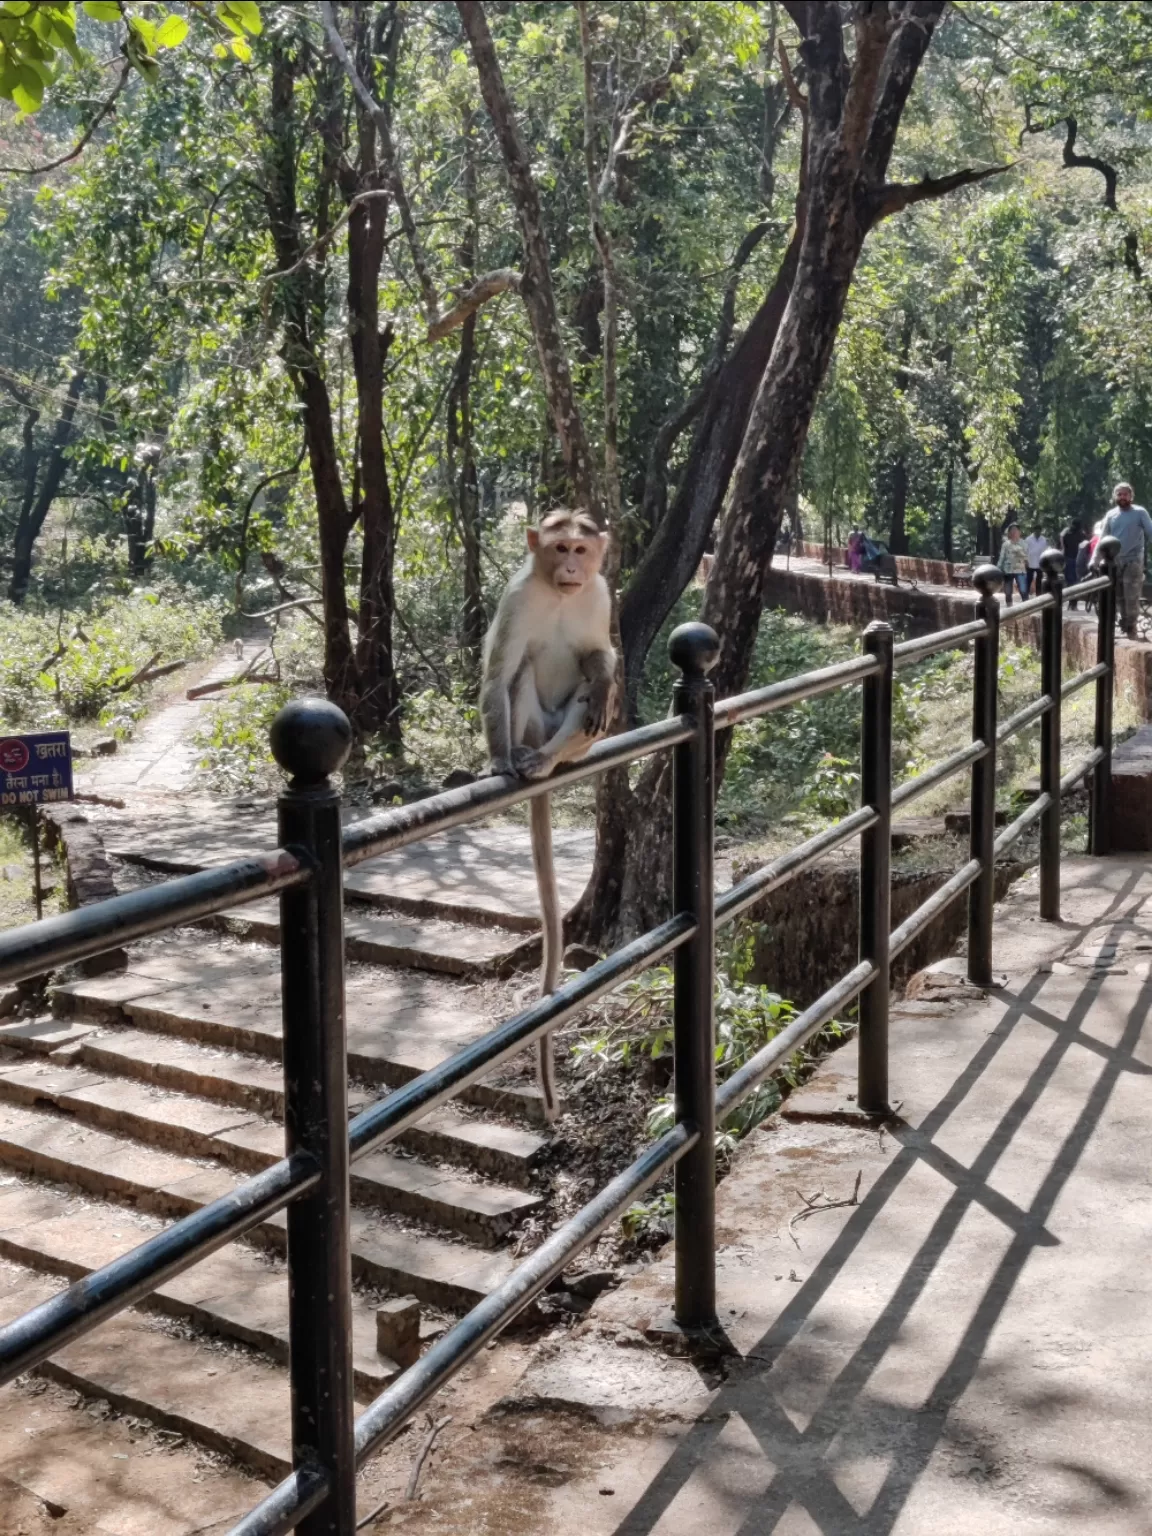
xmin=511 ymin=745 xmax=551 ymax=780
xmin=486 ymin=757 xmax=515 ymax=778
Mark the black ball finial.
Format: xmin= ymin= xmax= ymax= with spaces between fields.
xmin=1095 ymin=534 xmax=1121 ymax=568
xmin=1040 ymin=548 xmax=1065 ymax=581
xmin=270 ymin=697 xmax=353 ymax=786
xmin=971 ymin=563 xmax=1003 ymax=598
xmin=669 ymin=621 xmax=720 ymax=677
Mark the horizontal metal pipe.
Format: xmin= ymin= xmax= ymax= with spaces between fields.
xmin=714 ymin=807 xmax=878 ymax=927
xmin=1062 ymin=663 xmax=1108 ymax=699
xmin=343 ymin=716 xmax=692 ymax=868
xmin=1069 ymin=574 xmax=1110 ymax=598
xmin=0 ymin=1151 xmax=319 ymax=1386
xmin=892 ymin=618 xmax=987 ymax=667
xmin=224 ymin=1467 xmax=330 ymax=1536
xmin=0 ymin=851 xmax=309 ymax=989
xmin=348 ymin=914 xmax=694 ymax=1161
xmin=891 ymin=740 xmax=986 ymax=811
xmin=996 ymin=694 xmax=1053 ymax=744
xmin=715 ymin=960 xmax=876 ymax=1119
xmin=353 ymin=1121 xmax=697 ymax=1463
xmin=1000 ymin=592 xmax=1055 ymax=625
xmin=713 ymin=654 xmax=881 ymax=730
xmin=888 ymin=859 xmax=982 ymax=961
xmin=993 ymin=793 xmax=1052 ymax=857
xmin=1061 ymin=747 xmax=1105 ymax=795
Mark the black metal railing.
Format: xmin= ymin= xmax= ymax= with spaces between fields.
xmin=0 ymin=539 xmax=1122 ymax=1535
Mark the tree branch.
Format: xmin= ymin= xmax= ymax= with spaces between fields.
xmin=0 ymin=61 xmax=131 ymax=176
xmin=457 ymin=0 xmax=602 ymax=522
xmin=875 ymin=161 xmax=1013 ymax=220
xmin=1022 ymin=108 xmax=1118 ymax=210
xmin=319 ymin=0 xmax=441 ymax=325
xmin=426 ymin=268 xmax=521 ymax=342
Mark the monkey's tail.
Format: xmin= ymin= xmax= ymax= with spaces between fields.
xmin=529 ymin=790 xmax=561 ymax=1122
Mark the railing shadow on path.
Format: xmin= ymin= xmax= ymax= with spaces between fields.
xmin=612 ymin=872 xmax=1152 ymax=1536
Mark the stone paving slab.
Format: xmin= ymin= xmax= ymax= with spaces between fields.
xmin=0 ymin=1182 xmax=396 ymax=1399
xmin=204 ymin=898 xmax=528 ymax=974
xmin=101 ymin=813 xmax=595 ymax=930
xmin=429 ymin=853 xmax=1152 ymax=1535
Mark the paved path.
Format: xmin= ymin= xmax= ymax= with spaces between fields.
xmin=419 ymin=853 xmax=1152 ymax=1534
xmin=78 ymin=632 xmax=269 ymax=799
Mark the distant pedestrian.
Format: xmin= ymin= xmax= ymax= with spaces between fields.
xmin=1024 ymin=525 xmax=1049 ymax=596
xmin=1074 ymin=536 xmax=1093 ymax=611
xmin=998 ymin=522 xmax=1029 ymax=603
xmin=847 ymin=528 xmax=864 ymax=574
xmin=1101 ymin=482 xmax=1152 ymax=639
xmin=1061 ymin=518 xmax=1085 ymax=594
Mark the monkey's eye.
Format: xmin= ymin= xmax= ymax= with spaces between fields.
xmin=556 ymin=543 xmax=569 ymax=554
xmin=573 ymin=545 xmax=586 ymax=554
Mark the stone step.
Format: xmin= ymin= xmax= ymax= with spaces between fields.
xmin=0 ymin=1259 xmax=294 ymax=1481
xmin=102 ymin=818 xmax=595 ymax=935
xmin=0 ymin=1059 xmax=541 ymax=1247
xmin=0 ymin=1180 xmax=397 ymax=1400
xmin=0 ymin=1099 xmax=514 ymax=1310
xmin=53 ymin=1023 xmax=547 ymax=1186
xmin=200 ymin=899 xmax=530 ymax=977
xmin=51 ymin=945 xmax=550 ymax=1124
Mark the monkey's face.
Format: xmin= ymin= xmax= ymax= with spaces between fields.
xmin=528 ymin=512 xmax=607 ymax=596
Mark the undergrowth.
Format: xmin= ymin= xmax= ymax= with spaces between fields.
xmin=0 ymin=586 xmax=224 ymax=737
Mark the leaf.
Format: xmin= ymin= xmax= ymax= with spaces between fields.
xmin=229 ymin=34 xmax=251 ymax=62
xmin=154 ymin=14 xmax=189 ymax=49
xmin=11 ymin=63 xmax=43 ymax=112
xmin=218 ymin=0 xmax=262 ymax=34
xmin=81 ymin=1 xmax=123 ymax=20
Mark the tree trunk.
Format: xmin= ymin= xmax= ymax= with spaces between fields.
xmin=942 ymin=459 xmax=954 ymax=563
xmin=449 ymin=107 xmax=486 ymax=681
xmin=8 ymin=370 xmax=85 ymax=604
xmin=888 ymin=456 xmax=909 ymax=555
xmin=577 ymin=0 xmax=953 ymax=944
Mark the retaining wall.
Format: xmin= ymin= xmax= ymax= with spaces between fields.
xmin=795 ymin=541 xmax=965 ymax=587
xmin=764 ymin=564 xmax=1152 ymax=720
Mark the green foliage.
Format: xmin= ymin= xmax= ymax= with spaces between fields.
xmin=0 ymin=586 xmax=223 ymax=730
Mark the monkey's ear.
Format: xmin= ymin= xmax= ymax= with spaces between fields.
xmin=597 ymin=531 xmax=609 ymax=552
xmin=526 ymin=526 xmax=540 ymax=552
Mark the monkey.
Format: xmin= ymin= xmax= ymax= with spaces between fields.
xmin=480 ymin=509 xmax=616 ymax=1121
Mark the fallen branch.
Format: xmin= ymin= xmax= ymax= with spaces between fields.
xmin=185 ymin=671 xmax=279 ymax=699
xmin=111 ymin=656 xmax=188 ymax=693
xmin=406 ymin=1414 xmax=452 ymax=1501
xmin=787 ymin=1171 xmax=863 ymax=1248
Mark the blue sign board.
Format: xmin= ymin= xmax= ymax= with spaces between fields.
xmin=0 ymin=731 xmax=73 ymax=808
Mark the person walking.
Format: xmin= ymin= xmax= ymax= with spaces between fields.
xmin=847 ymin=528 xmax=864 ymax=574
xmin=998 ymin=522 xmax=1029 ymax=604
xmin=1101 ymin=482 xmax=1152 ymax=639
xmin=1024 ymin=524 xmax=1049 ymax=596
xmin=1061 ymin=518 xmax=1085 ymax=602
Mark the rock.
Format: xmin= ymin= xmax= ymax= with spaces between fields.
xmin=568 ymin=1269 xmax=618 ymax=1301
xmin=92 ymin=737 xmax=118 ymax=757
xmin=442 ymin=768 xmax=477 ymax=789
xmin=563 ymin=944 xmax=602 ymax=972
xmin=372 ymin=780 xmax=404 ymax=804
xmin=1 ymin=863 xmax=22 ymax=882
xmin=376 ymin=1295 xmax=421 ymax=1368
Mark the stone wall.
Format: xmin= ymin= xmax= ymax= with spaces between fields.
xmin=795 ymin=541 xmax=965 ymax=588
xmin=764 ymin=565 xmax=1152 ymax=719
xmin=734 ymin=851 xmax=1027 ymax=1007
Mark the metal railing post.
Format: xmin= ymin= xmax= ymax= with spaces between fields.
xmin=968 ymin=565 xmax=1003 ymax=987
xmin=1090 ymin=536 xmax=1120 ymax=856
xmin=271 ymin=699 xmax=356 ymax=1535
xmin=1039 ymin=549 xmax=1065 ymax=919
xmin=857 ymin=621 xmax=893 ymax=1115
xmin=669 ymin=621 xmax=719 ymax=1334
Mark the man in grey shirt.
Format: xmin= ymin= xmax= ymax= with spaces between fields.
xmin=1102 ymin=482 xmax=1152 ymax=638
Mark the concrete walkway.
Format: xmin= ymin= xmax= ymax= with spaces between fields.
xmin=417 ymin=854 xmax=1152 ymax=1535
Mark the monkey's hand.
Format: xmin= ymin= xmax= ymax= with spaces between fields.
xmin=511 ymin=744 xmax=552 ymax=780
xmin=582 ymin=676 xmax=615 ymax=737
xmin=486 ymin=756 xmax=516 ymax=779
